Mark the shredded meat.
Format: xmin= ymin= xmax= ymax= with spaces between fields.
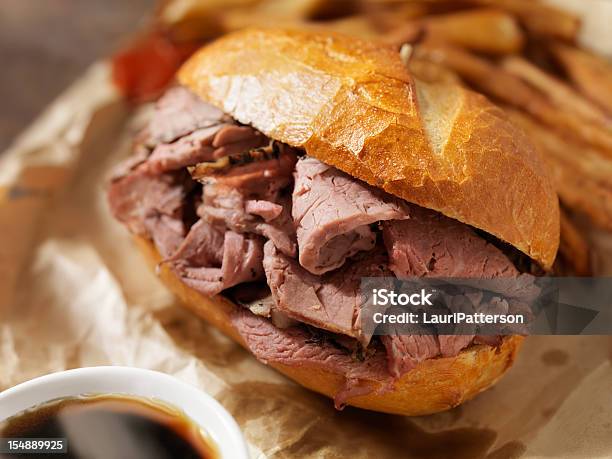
xmin=230 ymin=309 xmax=392 ymax=409
xmin=382 ymin=205 xmax=518 ymax=279
xmin=108 ymin=86 xmax=528 ymax=406
xmin=263 ymin=241 xmax=392 ymax=346
xmin=195 ymin=146 xmax=298 ymax=257
xmin=166 ymin=219 xmax=265 ymax=296
xmin=292 ymin=157 xmax=410 ymax=275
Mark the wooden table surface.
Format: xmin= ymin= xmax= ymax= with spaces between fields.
xmin=0 ymin=0 xmax=155 ymax=152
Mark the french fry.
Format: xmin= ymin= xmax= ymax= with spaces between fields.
xmin=381 ymin=22 xmax=424 ymax=46
xmin=506 ymin=108 xmax=612 ymax=188
xmin=559 ymin=210 xmax=592 ymax=276
xmin=506 ymin=108 xmax=612 ymax=230
xmin=554 ymin=171 xmax=612 ymax=233
xmin=359 ymin=0 xmax=434 ymax=30
xmin=159 ymin=0 xmax=358 ymax=39
xmin=398 ymin=42 xmax=460 ymax=86
xmin=222 ymin=0 xmax=340 ymax=32
xmin=253 ymin=0 xmax=357 ymax=21
xmin=414 ymin=45 xmax=546 ymax=109
xmin=383 ymin=9 xmax=523 ymax=55
xmin=552 ymin=43 xmax=612 ymax=116
xmin=158 ymin=0 xmax=259 ymax=41
xmin=463 ymin=0 xmax=580 ymax=41
xmin=539 ymin=105 xmax=612 ymax=155
xmin=408 ymin=58 xmax=460 ymax=84
xmin=361 ymin=0 xmax=579 ymax=41
xmin=296 ymin=15 xmax=381 ymax=39
xmin=421 ymin=8 xmax=524 ymax=54
xmin=502 ymin=56 xmax=611 ymax=127
xmin=311 ymin=15 xmax=380 ymax=39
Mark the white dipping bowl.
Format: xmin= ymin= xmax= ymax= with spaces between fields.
xmin=0 ymin=366 xmax=248 ymax=459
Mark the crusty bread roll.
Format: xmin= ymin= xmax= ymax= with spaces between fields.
xmin=124 ymin=28 xmax=560 ymax=415
xmin=137 ymin=236 xmax=523 ymax=416
xmin=179 ymin=27 xmax=560 ymax=269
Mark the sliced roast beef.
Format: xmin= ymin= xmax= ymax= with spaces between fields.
xmin=144 ymin=213 xmax=185 ymax=258
xmin=292 ymin=157 xmax=410 ymax=275
xmin=433 ymin=296 xmax=523 ymax=358
xmin=381 ymin=330 xmax=441 ymax=378
xmin=474 ymin=335 xmax=503 ymax=346
xmin=108 ymin=168 xmax=186 ymax=234
xmin=110 ymin=144 xmax=150 ymax=181
xmin=376 ymin=280 xmax=523 ymax=377
xmin=146 ymin=124 xmax=266 ymax=174
xmin=382 ymin=205 xmax=518 ymax=279
xmin=428 ymin=290 xmax=527 ymax=359
xmin=263 ymin=241 xmax=392 ymax=345
xmin=107 ymin=167 xmax=189 ymax=257
xmin=108 ymin=83 xmax=526 ymax=395
xmin=166 ymin=218 xmax=225 ymax=267
xmin=144 ymin=86 xmax=231 ymax=147
xmin=382 ymin=326 xmax=475 ymax=377
xmin=245 ymin=200 xmax=283 ymax=221
xmin=115 ymin=86 xmax=267 ymax=177
xmin=194 ymin=147 xmax=298 ymax=256
xmin=230 ymin=309 xmax=392 ymax=408
xmin=437 ymin=335 xmax=475 ymax=358
xmin=226 ymin=284 xmax=298 ymax=328
xmin=167 ymin=219 xmax=265 ymax=296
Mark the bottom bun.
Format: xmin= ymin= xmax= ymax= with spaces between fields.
xmin=136 ymin=236 xmax=524 ymax=416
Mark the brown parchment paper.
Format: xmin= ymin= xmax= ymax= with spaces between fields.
xmin=2 ymin=11 xmax=612 ymax=459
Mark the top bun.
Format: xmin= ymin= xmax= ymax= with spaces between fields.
xmin=178 ymin=27 xmax=560 ymax=268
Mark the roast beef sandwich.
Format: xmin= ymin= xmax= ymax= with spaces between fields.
xmin=108 ymin=28 xmax=560 ymax=415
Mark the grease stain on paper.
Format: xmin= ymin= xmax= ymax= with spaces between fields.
xmin=541 ymin=349 xmax=569 ymax=366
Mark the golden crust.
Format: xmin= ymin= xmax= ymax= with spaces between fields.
xmin=137 ymin=236 xmax=523 ymax=416
xmin=178 ymin=27 xmax=559 ymax=268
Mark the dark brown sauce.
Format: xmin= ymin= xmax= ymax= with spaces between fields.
xmin=0 ymin=395 xmax=218 ymax=459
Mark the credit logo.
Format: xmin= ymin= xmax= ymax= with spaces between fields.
xmin=372 ymin=288 xmax=435 ymax=306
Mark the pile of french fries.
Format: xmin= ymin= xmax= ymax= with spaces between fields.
xmin=139 ymin=0 xmax=612 ymax=273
